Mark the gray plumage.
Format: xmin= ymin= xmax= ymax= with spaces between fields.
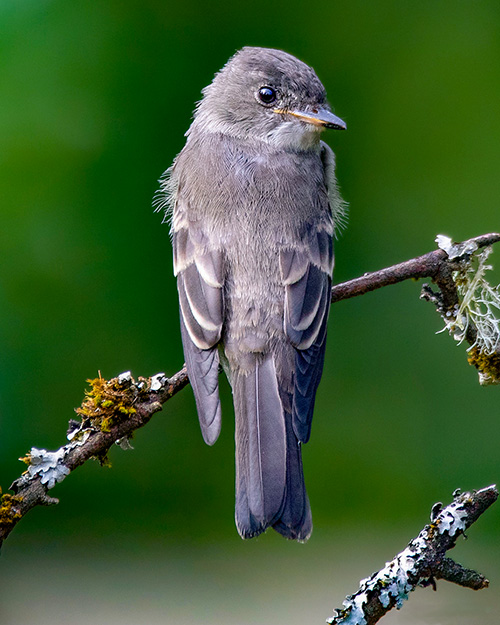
xmin=156 ymin=46 xmax=346 ymax=541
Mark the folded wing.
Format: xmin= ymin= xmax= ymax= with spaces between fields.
xmin=280 ymin=228 xmax=333 ymax=444
xmin=173 ymin=208 xmax=224 ymax=445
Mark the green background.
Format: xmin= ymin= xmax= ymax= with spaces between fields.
xmin=1 ymin=1 xmax=499 ymax=623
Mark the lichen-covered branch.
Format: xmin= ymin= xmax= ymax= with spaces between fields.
xmin=332 ymin=232 xmax=500 ymax=384
xmin=1 ymin=233 xmax=499 ymax=551
xmin=328 ymin=486 xmax=498 ymax=625
xmin=330 ymin=233 xmax=500 ymax=302
xmin=0 ymin=369 xmax=188 ymax=549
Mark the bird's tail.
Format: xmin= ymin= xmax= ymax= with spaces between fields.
xmin=233 ymin=354 xmax=312 ymax=541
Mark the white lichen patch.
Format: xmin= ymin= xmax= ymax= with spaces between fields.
xmin=67 ymin=427 xmax=91 ymax=445
xmin=26 ymin=447 xmax=70 ymax=489
xmin=118 ymin=371 xmax=133 ymax=385
xmin=437 ymin=501 xmax=468 ymax=535
xmin=335 ymin=595 xmax=368 ymax=625
xmin=328 ymin=537 xmax=422 ymax=625
xmin=115 ymin=436 xmax=134 ymax=450
xmin=21 ymin=427 xmax=99 ymax=490
xmin=436 ymin=234 xmax=478 ymax=259
xmin=151 ymin=373 xmax=167 ymax=392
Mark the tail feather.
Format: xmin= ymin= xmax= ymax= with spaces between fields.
xmin=234 ymin=354 xmax=312 ymax=541
xmin=272 ymin=404 xmax=312 ymax=541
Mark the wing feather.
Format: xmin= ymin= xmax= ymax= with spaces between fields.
xmin=281 ymin=228 xmax=333 ymax=444
xmin=173 ymin=201 xmax=224 ymax=445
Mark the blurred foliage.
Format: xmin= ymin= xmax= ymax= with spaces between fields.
xmin=0 ymin=0 xmax=499 ymax=622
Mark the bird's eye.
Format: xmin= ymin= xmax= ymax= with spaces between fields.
xmin=257 ymin=86 xmax=277 ymax=105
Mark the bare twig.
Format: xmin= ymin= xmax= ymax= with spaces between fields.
xmin=1 ymin=233 xmax=499 ymax=551
xmin=328 ymin=485 xmax=498 ymax=625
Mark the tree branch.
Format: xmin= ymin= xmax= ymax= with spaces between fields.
xmin=1 ymin=233 xmax=499 ymax=552
xmin=331 ymin=232 xmax=500 ymax=303
xmin=333 ymin=232 xmax=500 ymax=384
xmin=328 ymin=485 xmax=498 ymax=625
xmin=0 ymin=369 xmax=188 ymax=549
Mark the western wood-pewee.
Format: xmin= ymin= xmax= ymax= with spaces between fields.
xmin=156 ymin=47 xmax=346 ymax=541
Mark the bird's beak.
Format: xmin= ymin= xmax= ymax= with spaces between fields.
xmin=273 ymin=107 xmax=346 ymax=130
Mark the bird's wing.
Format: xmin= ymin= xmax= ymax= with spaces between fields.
xmin=280 ymin=143 xmax=335 ymax=444
xmin=280 ymin=230 xmax=333 ymax=444
xmin=173 ymin=197 xmax=224 ymax=445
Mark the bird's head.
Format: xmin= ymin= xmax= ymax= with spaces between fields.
xmin=190 ymin=46 xmax=346 ymax=150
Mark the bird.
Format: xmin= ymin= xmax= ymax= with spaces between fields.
xmin=155 ymin=46 xmax=346 ymax=541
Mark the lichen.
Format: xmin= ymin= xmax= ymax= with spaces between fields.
xmin=435 ymin=498 xmax=469 ymax=535
xmin=115 ymin=436 xmax=134 ymax=450
xmin=329 ymin=491 xmax=473 ymax=624
xmin=0 ymin=488 xmax=23 ymax=529
xmin=24 ymin=447 xmax=70 ymax=488
xmin=436 ymin=235 xmax=479 ymax=260
xmin=435 ymin=237 xmax=500 ymax=385
xmin=150 ymin=373 xmax=167 ymax=392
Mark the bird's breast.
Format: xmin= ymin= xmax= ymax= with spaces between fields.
xmin=175 ymin=134 xmax=332 ymax=365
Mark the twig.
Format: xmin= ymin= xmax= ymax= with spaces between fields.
xmin=331 ymin=232 xmax=500 ymax=303
xmin=1 ymin=233 xmax=499 ymax=551
xmin=328 ymin=485 xmax=498 ymax=625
